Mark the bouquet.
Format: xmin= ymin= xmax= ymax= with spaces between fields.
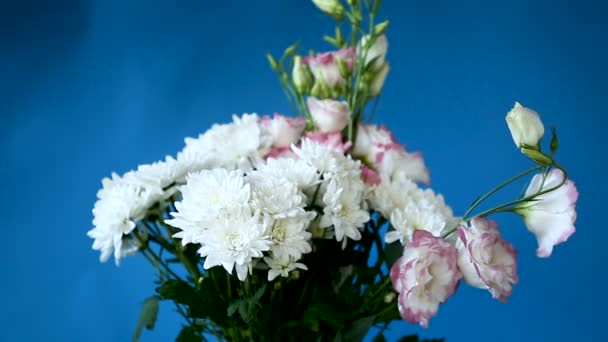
xmin=87 ymin=0 xmax=579 ymax=340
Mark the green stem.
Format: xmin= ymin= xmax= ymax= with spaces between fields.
xmin=462 ymin=165 xmax=542 ymax=220
xmin=473 ymin=164 xmax=568 ymax=219
xmin=158 ymin=221 xmax=201 ymax=281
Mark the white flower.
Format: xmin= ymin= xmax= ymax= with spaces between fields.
xmin=88 ymin=175 xmax=150 ymax=264
xmin=127 ymin=156 xmax=209 ymax=202
xmin=247 ymin=171 xmax=305 ymax=218
xmin=307 ymin=97 xmax=351 ymax=133
xmin=255 ymin=157 xmax=319 ymax=192
xmin=199 ymin=211 xmax=271 ymax=281
xmin=292 ymin=139 xmax=341 ymax=175
xmin=517 ymin=169 xmax=578 ymax=257
xmin=167 ymin=168 xmax=251 ymax=246
xmin=457 ymin=218 xmax=518 ymax=302
xmin=386 ymin=186 xmax=455 ymax=245
xmin=319 ymin=178 xmax=370 ymax=244
xmin=268 ymin=212 xmax=316 ymax=260
xmin=505 ymin=102 xmax=545 ymax=148
xmin=264 ymin=255 xmax=308 ymax=281
xmin=368 ymin=177 xmax=418 ymax=216
xmin=181 ymin=114 xmax=271 ymax=169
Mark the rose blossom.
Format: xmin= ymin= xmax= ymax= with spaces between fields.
xmin=505 ymin=102 xmax=545 ymax=148
xmin=261 ymin=113 xmax=305 ymax=147
xmin=457 ymin=218 xmax=518 ymax=302
xmin=303 ymin=48 xmax=356 ymax=88
xmin=390 ymin=230 xmax=461 ymax=328
xmin=360 ymin=165 xmax=381 ymax=186
xmin=307 ymin=97 xmax=351 ymax=133
xmin=353 ymin=124 xmax=429 ymax=184
xmin=304 ymin=131 xmax=351 ymax=153
xmin=517 ymin=168 xmax=578 ymax=257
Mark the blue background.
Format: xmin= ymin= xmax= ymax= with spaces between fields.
xmin=1 ymin=0 xmax=605 ymax=341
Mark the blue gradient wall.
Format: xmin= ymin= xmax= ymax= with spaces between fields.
xmin=1 ymin=0 xmax=605 ymax=341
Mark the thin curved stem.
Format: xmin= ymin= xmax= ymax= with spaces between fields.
xmin=462 ymin=165 xmax=542 ymax=220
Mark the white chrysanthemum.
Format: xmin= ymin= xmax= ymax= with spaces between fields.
xmin=88 ymin=175 xmax=150 ymax=264
xmin=127 ymin=155 xmax=211 ymax=202
xmin=292 ymin=139 xmax=341 ymax=175
xmin=386 ymin=187 xmax=456 ymax=245
xmin=247 ymin=172 xmax=305 ymax=218
xmin=181 ymin=114 xmax=271 ymax=169
xmin=368 ymin=177 xmax=419 ymax=216
xmin=268 ymin=212 xmax=316 ymax=260
xmin=167 ymin=168 xmax=251 ymax=245
xmin=199 ymin=211 xmax=272 ymax=281
xmin=263 ymin=255 xmax=308 ymax=281
xmin=319 ymin=178 xmax=370 ymax=244
xmin=255 ymin=157 xmax=320 ymax=191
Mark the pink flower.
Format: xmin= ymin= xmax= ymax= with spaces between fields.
xmin=457 ymin=218 xmax=518 ymax=302
xmin=353 ymin=124 xmax=429 ymax=184
xmin=360 ymin=165 xmax=381 ymax=185
xmin=307 ymin=97 xmax=351 ymax=133
xmin=517 ymin=169 xmax=578 ymax=257
xmin=261 ymin=113 xmax=305 ymax=147
xmin=303 ymin=47 xmax=356 ymax=88
xmin=304 ymin=131 xmax=351 ymax=153
xmin=390 ymin=230 xmax=461 ymax=328
xmin=264 ymin=146 xmax=297 ymax=160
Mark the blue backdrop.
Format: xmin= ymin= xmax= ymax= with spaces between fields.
xmin=1 ymin=0 xmax=605 ymax=341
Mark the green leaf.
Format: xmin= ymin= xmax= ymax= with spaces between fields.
xmin=227 ymin=301 xmax=240 ymax=317
xmin=383 ymin=241 xmax=403 ymax=267
xmin=253 ymin=284 xmax=267 ymax=301
xmin=132 ymin=296 xmax=160 ymax=342
xmin=333 ymin=331 xmax=343 ymax=342
xmin=156 ymin=279 xmax=196 ymax=306
xmin=550 ymin=126 xmax=559 ymax=155
xmin=266 ymin=53 xmax=280 ymax=71
xmin=343 ymin=316 xmax=376 ymax=341
xmin=398 ymin=335 xmax=419 ymax=342
xmin=176 ymin=326 xmax=201 ymax=342
xmin=373 ymin=333 xmax=387 ymax=342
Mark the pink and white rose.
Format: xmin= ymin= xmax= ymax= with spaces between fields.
xmin=390 ymin=230 xmax=462 ymax=328
xmin=353 ymin=124 xmax=430 ymax=184
xmin=261 ymin=113 xmax=305 ymax=147
xmin=517 ymin=168 xmax=578 ymax=257
xmin=457 ymin=218 xmax=518 ymax=302
xmin=304 ymin=131 xmax=352 ymax=153
xmin=303 ymin=47 xmax=356 ymax=88
xmin=307 ymin=97 xmax=351 ymax=133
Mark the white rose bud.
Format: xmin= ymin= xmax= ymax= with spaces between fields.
xmin=311 ymin=0 xmax=345 ymax=19
xmin=505 ymin=102 xmax=545 ymax=148
xmin=360 ymin=34 xmax=388 ymax=71
xmin=369 ymin=62 xmax=389 ymax=96
xmin=292 ymin=56 xmax=313 ymax=94
xmin=307 ymin=97 xmax=351 ymax=133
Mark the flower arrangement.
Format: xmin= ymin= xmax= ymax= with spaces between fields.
xmin=87 ymin=0 xmax=578 ymax=341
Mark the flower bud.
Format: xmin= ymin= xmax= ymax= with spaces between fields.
xmin=505 ymin=102 xmax=545 ymax=149
xmin=307 ymin=97 xmax=351 ymax=133
xmin=311 ymin=0 xmax=345 ymax=19
xmin=360 ymin=34 xmax=388 ymax=71
xmin=292 ymin=56 xmax=313 ymax=94
xmin=369 ymin=62 xmax=389 ymax=96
